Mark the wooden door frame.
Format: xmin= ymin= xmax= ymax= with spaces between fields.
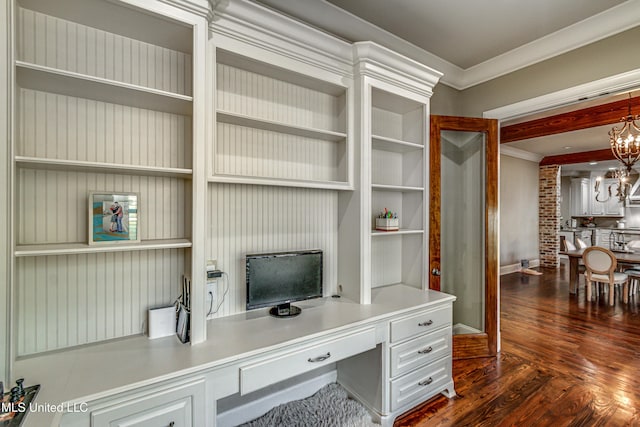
xmin=429 ymin=115 xmax=499 ymax=359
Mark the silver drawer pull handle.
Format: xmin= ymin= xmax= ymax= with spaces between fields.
xmin=418 ymin=320 xmax=433 ymax=327
xmin=418 ymin=377 xmax=433 ymax=386
xmin=418 ymin=346 xmax=433 ymax=354
xmin=308 ymin=352 xmax=331 ymax=363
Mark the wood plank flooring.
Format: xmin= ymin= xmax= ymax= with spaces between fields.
xmin=394 ymin=263 xmax=640 ymax=426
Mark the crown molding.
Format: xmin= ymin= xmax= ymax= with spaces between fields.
xmin=211 ymin=0 xmax=353 ymax=77
xmin=459 ymin=0 xmax=640 ymax=89
xmin=353 ymin=42 xmax=442 ymax=98
xmin=157 ymin=0 xmax=214 ymax=20
xmin=484 ymin=68 xmax=640 ymax=121
xmin=253 ymin=0 xmax=640 ymax=90
xmin=499 ymin=146 xmax=543 ymax=163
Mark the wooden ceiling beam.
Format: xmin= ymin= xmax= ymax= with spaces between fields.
xmin=539 ymin=149 xmax=615 ymax=166
xmin=501 ymin=95 xmax=640 ymax=143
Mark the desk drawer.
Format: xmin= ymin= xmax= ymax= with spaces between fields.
xmin=390 ymin=305 xmax=451 ymax=343
xmin=390 ymin=356 xmax=451 ymax=412
xmin=390 ymin=327 xmax=451 ymax=378
xmin=240 ymin=328 xmax=376 ymax=395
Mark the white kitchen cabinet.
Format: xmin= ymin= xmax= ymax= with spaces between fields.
xmin=592 ymin=177 xmax=624 ymax=216
xmin=603 ymin=178 xmax=625 ymax=216
xmin=573 ymin=176 xmax=624 ymax=217
xmin=571 ymin=178 xmax=590 ymax=216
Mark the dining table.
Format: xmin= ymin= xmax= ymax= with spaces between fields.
xmin=563 ymin=248 xmax=640 ymax=293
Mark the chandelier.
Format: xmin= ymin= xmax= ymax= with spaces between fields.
xmin=609 ymin=93 xmax=640 ymax=172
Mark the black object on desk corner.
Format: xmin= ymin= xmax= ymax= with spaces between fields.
xmin=1 ymin=378 xmax=40 ymax=426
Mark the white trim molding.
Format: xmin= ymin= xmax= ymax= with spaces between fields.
xmin=500 ymin=259 xmax=541 ymax=276
xmin=484 ymin=68 xmax=640 ymax=121
xmin=352 ymin=42 xmax=443 ymax=99
xmin=0 ymin=0 xmax=11 ymax=385
xmin=210 ymin=0 xmax=353 ymax=78
xmin=499 ymin=145 xmax=543 ymax=163
xmin=461 ymin=0 xmax=640 ymax=90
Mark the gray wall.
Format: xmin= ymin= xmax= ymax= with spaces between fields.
xmin=459 ymin=26 xmax=640 ymax=117
xmin=499 ymin=155 xmax=539 ymax=266
xmin=432 ymin=26 xmax=640 ymax=268
xmin=431 ymin=83 xmax=462 ymax=116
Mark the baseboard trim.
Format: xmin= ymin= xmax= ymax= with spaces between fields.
xmin=500 ymin=259 xmax=540 ymax=275
xmin=216 ymin=370 xmax=338 ymax=427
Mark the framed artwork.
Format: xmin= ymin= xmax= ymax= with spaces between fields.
xmin=89 ymin=192 xmax=140 ymax=245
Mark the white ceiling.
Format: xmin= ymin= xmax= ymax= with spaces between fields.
xmin=255 ymin=0 xmax=640 ymax=89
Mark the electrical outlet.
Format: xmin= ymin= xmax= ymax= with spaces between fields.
xmin=206 ymin=280 xmax=217 ymax=317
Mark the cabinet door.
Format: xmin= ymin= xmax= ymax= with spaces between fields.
xmin=91 ymin=378 xmax=206 ymax=427
xmin=571 ymin=178 xmax=589 ymax=216
xmin=604 ymin=179 xmax=624 ymax=215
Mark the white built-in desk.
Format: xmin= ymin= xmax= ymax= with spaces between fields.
xmin=13 ymin=285 xmax=456 ymax=427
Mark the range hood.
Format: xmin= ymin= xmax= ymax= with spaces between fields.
xmin=629 ymin=172 xmax=640 ymax=204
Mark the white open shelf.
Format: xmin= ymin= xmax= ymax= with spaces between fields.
xmin=371 ymin=229 xmax=424 ymax=237
xmin=17 ymin=0 xmax=193 ymax=54
xmin=371 ymin=184 xmax=424 ymax=192
xmin=16 ymin=61 xmax=193 ymax=115
xmin=217 ymin=111 xmax=346 ymax=142
xmin=372 ymin=135 xmax=423 ymax=153
xmin=209 ymin=174 xmax=353 ymax=191
xmin=15 ymin=238 xmax=193 ymax=257
xmin=15 ymin=156 xmax=193 ymax=178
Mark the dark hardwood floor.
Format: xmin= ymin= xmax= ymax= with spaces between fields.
xmin=395 ymin=262 xmax=640 ymax=426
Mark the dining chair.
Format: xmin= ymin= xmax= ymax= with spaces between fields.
xmin=564 ymin=239 xmax=577 ymax=251
xmin=623 ymin=269 xmax=640 ymax=297
xmin=582 ymin=246 xmax=629 ymax=305
xmin=565 ymin=239 xmax=591 ymax=289
xmin=575 ymin=237 xmax=589 ymax=249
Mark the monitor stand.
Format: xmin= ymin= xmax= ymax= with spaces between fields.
xmin=269 ymin=303 xmax=301 ymax=318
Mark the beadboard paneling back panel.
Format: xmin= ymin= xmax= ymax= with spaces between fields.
xmin=216 ymin=63 xmax=344 ymax=132
xmin=18 ymin=88 xmax=192 ymax=168
xmin=372 ymin=107 xmax=403 ymax=141
xmin=17 ymin=169 xmax=191 ymax=244
xmin=17 ymin=7 xmax=192 ymax=95
xmin=207 ymin=184 xmax=337 ymax=317
xmin=215 ymin=123 xmax=342 ymax=182
xmin=15 ymin=249 xmax=185 ymax=356
xmin=371 ymin=235 xmax=423 ymax=289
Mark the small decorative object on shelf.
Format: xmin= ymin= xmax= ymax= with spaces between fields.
xmin=376 ymin=208 xmax=399 ymax=231
xmin=88 ymin=192 xmax=140 ymax=245
xmin=0 ymin=378 xmax=40 ymax=426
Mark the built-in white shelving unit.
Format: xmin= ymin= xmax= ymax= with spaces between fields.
xmin=16 ymin=61 xmax=193 ymax=115
xmin=3 ymin=1 xmax=454 ymax=423
xmin=15 ymin=156 xmax=193 ymax=178
xmin=206 ymin=0 xmax=354 ymax=318
xmin=347 ymin=42 xmax=442 ymax=304
xmin=370 ymin=87 xmax=426 ymax=290
xmin=11 ymin=0 xmax=201 ymax=356
xmin=211 ymin=48 xmax=352 ymax=190
xmin=15 ymin=239 xmax=192 ymax=257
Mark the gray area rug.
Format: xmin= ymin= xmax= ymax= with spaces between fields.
xmin=239 ymin=383 xmax=380 ymax=427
